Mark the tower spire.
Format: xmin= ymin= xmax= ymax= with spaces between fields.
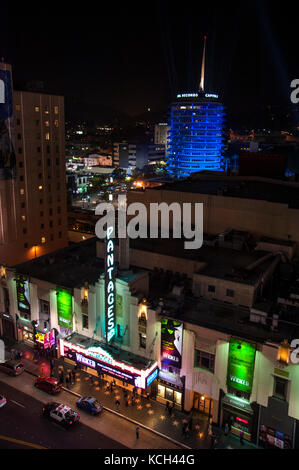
xmin=199 ymin=35 xmax=207 ymax=92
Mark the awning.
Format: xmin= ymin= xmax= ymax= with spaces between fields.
xmin=222 ymin=394 xmax=253 ymax=415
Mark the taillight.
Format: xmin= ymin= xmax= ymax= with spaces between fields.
xmin=69 ymin=421 xmax=72 ymax=425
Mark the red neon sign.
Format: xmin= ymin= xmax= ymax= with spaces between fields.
xmin=236 ymin=416 xmax=248 ymax=424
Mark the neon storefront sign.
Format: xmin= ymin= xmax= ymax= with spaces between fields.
xmin=60 ymin=338 xmax=158 ymax=389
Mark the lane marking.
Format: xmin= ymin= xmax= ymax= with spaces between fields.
xmin=0 ymin=434 xmax=47 ymax=449
xmin=10 ymin=400 xmax=26 ymax=409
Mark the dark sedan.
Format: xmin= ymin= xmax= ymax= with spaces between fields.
xmin=76 ymin=396 xmax=103 ymax=415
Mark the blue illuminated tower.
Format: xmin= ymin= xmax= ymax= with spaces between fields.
xmin=166 ymin=37 xmax=225 ymax=178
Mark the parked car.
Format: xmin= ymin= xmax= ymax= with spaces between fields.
xmin=76 ymin=396 xmax=103 ymax=415
xmin=34 ymin=376 xmax=62 ymax=394
xmin=0 ymin=360 xmax=24 ymax=376
xmin=42 ymin=402 xmax=80 ymax=428
xmin=0 ymin=395 xmax=7 ymax=408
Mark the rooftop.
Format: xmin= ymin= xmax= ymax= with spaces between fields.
xmin=153 ymin=175 xmax=299 ymax=208
xmin=14 ymin=238 xmax=103 ymax=289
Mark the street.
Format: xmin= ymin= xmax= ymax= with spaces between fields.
xmin=0 ymin=380 xmax=127 ymax=449
xmin=0 ymin=370 xmax=181 ymax=449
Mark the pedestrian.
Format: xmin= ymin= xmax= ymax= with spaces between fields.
xmin=188 ymin=417 xmax=193 ymax=431
xmin=110 ymin=382 xmax=113 ymax=392
xmin=185 ymin=425 xmax=190 ymax=438
xmin=66 ymin=374 xmax=70 ymax=388
xmin=136 ymin=426 xmax=139 ymax=439
xmin=210 ymin=433 xmax=216 ymax=449
xmin=224 ymin=422 xmax=229 ymax=436
xmin=115 ymin=399 xmax=120 ymax=410
xmin=169 ymin=403 xmax=174 ymax=416
xmin=68 ymin=372 xmax=72 ymax=386
xmin=240 ymin=430 xmax=244 ymax=445
xmin=165 ymin=400 xmax=170 ymax=413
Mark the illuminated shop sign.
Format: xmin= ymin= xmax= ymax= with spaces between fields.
xmin=161 ymin=318 xmax=183 ymax=369
xmin=146 ymin=367 xmax=159 ymax=387
xmin=35 ymin=329 xmax=56 ymax=349
xmin=227 ymin=338 xmax=256 ymax=394
xmin=16 ymin=274 xmax=31 ymax=317
xmin=60 ymin=338 xmax=158 ymax=389
xmin=105 ymin=226 xmax=115 ymax=343
xmin=57 ymin=288 xmax=73 ymax=330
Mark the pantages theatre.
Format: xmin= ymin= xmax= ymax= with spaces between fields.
xmin=1 ymin=227 xmax=299 ymax=448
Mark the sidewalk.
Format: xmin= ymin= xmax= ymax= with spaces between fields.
xmin=6 ymin=341 xmax=259 ymax=450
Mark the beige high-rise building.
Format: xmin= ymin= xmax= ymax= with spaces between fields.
xmin=0 ymin=62 xmax=68 ymax=266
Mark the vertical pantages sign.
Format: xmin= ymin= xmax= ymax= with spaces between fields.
xmin=57 ymin=288 xmax=73 ymax=330
xmin=227 ymin=337 xmax=256 ymax=394
xmin=161 ymin=318 xmax=183 ymax=368
xmin=105 ymin=225 xmax=116 ymax=342
xmin=16 ymin=274 xmax=31 ymax=317
xmin=0 ymin=65 xmax=16 ymax=180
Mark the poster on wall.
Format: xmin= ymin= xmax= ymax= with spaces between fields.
xmin=227 ymin=337 xmax=256 ymax=394
xmin=16 ymin=274 xmax=31 ymax=317
xmin=0 ymin=67 xmax=16 ymax=180
xmin=57 ymin=288 xmax=73 ymax=330
xmin=161 ymin=318 xmax=183 ymax=368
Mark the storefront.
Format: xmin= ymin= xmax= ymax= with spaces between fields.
xmin=59 ymin=333 xmax=159 ymax=392
xmin=17 ymin=319 xmax=34 ymax=345
xmin=35 ymin=328 xmax=58 ymax=352
xmin=258 ymin=397 xmax=294 ymax=449
xmin=156 ymin=368 xmax=185 ymax=410
xmin=193 ymin=392 xmax=213 ymax=417
xmin=221 ymin=394 xmax=254 ymax=441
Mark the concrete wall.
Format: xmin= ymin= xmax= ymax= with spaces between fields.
xmin=127 ymin=188 xmax=299 ymax=254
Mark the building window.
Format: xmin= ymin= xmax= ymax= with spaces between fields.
xmin=54 ymin=105 xmax=59 ymax=114
xmin=194 ymin=350 xmax=215 ymax=373
xmin=37 ymin=147 xmax=41 ymax=153
xmin=17 ymin=133 xmax=22 ymax=140
xmin=40 ymin=199 xmax=43 ymax=204
xmin=274 ymin=377 xmax=288 ymax=401
xmin=50 ymin=234 xmax=54 ymax=241
xmin=139 ymin=333 xmax=146 ymax=349
xmin=20 ymin=189 xmax=24 ymax=195
xmin=18 ymin=147 xmax=22 ymax=154
xmin=35 ymin=106 xmax=40 ymax=112
xmin=41 ymin=223 xmax=44 ymax=229
xmin=19 ymin=162 xmax=23 ymax=168
xmin=49 ymin=220 xmax=53 ymax=228
xmin=21 ymin=202 xmax=25 ymax=209
xmin=59 ymin=232 xmax=62 ymax=238
xmin=45 ymin=121 xmax=50 ymax=127
xmin=38 ymin=185 xmax=43 ymax=190
xmin=16 ymin=118 xmax=21 ymax=125
xmin=24 ymin=243 xmax=28 ymax=248
xmin=54 ymin=120 xmax=59 ymax=127
xmin=16 ymin=104 xmax=21 ymax=111
xmin=208 ymin=285 xmax=215 ymax=293
xmin=44 ymin=106 xmax=49 ymax=115
xmin=41 ymin=237 xmax=46 ymax=244
xmin=21 ymin=215 xmax=26 ymax=221
xmin=23 ymin=228 xmax=27 ymax=234
xmin=226 ymin=289 xmax=234 ymax=297
xmin=45 ymin=132 xmax=50 ymax=141
xmin=49 ymin=208 xmax=53 ymax=216
xmin=82 ymin=314 xmax=88 ymax=329
xmin=19 ymin=175 xmax=24 ymax=182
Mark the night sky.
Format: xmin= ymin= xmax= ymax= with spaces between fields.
xmin=2 ymin=1 xmax=299 ymax=123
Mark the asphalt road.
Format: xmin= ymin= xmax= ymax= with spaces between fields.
xmin=0 ymin=380 xmax=127 ymax=449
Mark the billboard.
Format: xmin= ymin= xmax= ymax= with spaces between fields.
xmin=227 ymin=337 xmax=256 ymax=394
xmin=0 ymin=67 xmax=16 ymax=180
xmin=161 ymin=318 xmax=183 ymax=369
xmin=16 ymin=274 xmax=31 ymax=317
xmin=57 ymin=288 xmax=73 ymax=330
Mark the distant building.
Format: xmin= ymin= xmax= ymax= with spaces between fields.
xmin=154 ymin=123 xmax=170 ymax=145
xmin=113 ymin=141 xmax=165 ymax=171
